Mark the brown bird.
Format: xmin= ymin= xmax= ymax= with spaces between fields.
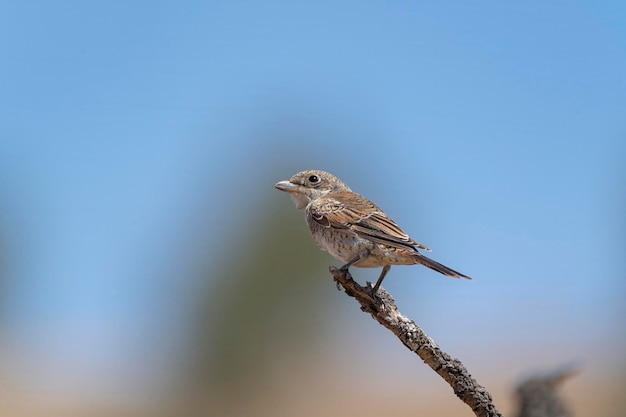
xmin=274 ymin=170 xmax=471 ymax=292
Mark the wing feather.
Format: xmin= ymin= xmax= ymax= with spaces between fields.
xmin=307 ymin=191 xmax=431 ymax=251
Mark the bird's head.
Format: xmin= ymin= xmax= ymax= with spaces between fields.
xmin=274 ymin=170 xmax=350 ymax=209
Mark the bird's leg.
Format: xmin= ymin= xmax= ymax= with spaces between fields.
xmin=371 ymin=265 xmax=391 ymax=294
xmin=339 ymin=250 xmax=369 ymax=274
xmin=334 ymin=257 xmax=361 ymax=291
xmin=339 ymin=257 xmax=360 ymax=273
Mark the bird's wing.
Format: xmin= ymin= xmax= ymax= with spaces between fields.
xmin=307 ymin=191 xmax=431 ymax=252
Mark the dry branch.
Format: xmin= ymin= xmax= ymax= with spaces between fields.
xmin=330 ymin=266 xmax=504 ymax=417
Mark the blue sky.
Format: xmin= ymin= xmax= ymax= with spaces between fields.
xmin=1 ymin=0 xmax=625 ymax=408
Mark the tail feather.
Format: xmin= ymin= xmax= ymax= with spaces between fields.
xmin=415 ymin=253 xmax=472 ymax=280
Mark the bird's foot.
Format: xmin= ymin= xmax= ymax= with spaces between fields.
xmin=331 ymin=265 xmax=351 ymax=290
xmin=366 ymin=281 xmax=382 ymax=299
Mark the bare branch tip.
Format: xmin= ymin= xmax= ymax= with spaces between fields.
xmin=327 ymin=267 xmax=503 ymax=417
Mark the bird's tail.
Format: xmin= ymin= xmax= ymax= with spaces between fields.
xmin=415 ymin=253 xmax=472 ymax=280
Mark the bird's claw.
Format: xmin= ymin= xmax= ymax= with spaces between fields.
xmin=367 ymin=281 xmax=382 ymax=299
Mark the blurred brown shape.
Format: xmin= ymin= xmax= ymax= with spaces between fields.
xmin=514 ymin=368 xmax=579 ymax=417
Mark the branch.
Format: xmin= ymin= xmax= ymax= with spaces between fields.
xmin=330 ymin=266 xmax=504 ymax=417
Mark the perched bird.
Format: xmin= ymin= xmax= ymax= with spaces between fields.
xmin=274 ymin=169 xmax=471 ymax=292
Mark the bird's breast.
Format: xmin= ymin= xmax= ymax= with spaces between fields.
xmin=306 ymin=216 xmax=365 ymax=263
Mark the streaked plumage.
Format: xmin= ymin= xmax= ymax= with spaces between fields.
xmin=274 ymin=170 xmax=471 ymax=292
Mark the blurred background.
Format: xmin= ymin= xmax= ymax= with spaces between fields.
xmin=1 ymin=1 xmax=625 ymax=416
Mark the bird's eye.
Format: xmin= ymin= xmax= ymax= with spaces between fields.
xmin=308 ymin=175 xmax=320 ymax=183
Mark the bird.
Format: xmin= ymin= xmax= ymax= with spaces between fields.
xmin=274 ymin=169 xmax=471 ymax=292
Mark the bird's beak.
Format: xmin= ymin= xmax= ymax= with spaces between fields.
xmin=274 ymin=180 xmax=299 ymax=192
